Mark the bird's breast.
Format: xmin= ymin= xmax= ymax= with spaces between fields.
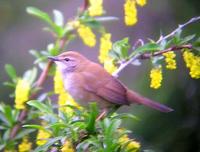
xmin=63 ymin=73 xmax=84 ymax=99
xmin=62 ymin=72 xmax=113 ymax=109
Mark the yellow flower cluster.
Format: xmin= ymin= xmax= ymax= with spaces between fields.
xmin=103 ymin=58 xmax=117 ymax=74
xmin=150 ymin=66 xmax=163 ymax=89
xmin=61 ymin=141 xmax=74 ymax=152
xmin=18 ymin=137 xmax=32 ymax=152
xmin=183 ymin=50 xmax=200 ymax=79
xmin=88 ymin=0 xmax=103 ymax=16
xmin=77 ymin=24 xmax=96 ymax=47
xmin=163 ymin=51 xmax=177 ymax=70
xmin=124 ymin=0 xmax=137 ymax=26
xmin=15 ymin=79 xmax=31 ymax=109
xmin=67 ymin=20 xmax=80 ymax=29
xmin=119 ymin=134 xmax=141 ymax=152
xmin=99 ymin=33 xmax=112 ymax=63
xmin=54 ymin=68 xmax=80 ymax=113
xmin=136 ymin=0 xmax=147 ymax=6
xmin=124 ymin=0 xmax=147 ymax=26
xmin=36 ymin=129 xmax=51 ymax=146
xmin=98 ymin=33 xmax=117 ymax=74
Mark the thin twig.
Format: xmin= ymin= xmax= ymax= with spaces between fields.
xmin=83 ymin=0 xmax=89 ymax=10
xmin=113 ymin=16 xmax=200 ymax=77
xmin=140 ymin=44 xmax=192 ymax=59
xmin=157 ymin=16 xmax=200 ymax=43
xmin=9 ymin=61 xmax=53 ymax=139
xmin=113 ymin=54 xmax=140 ymax=77
xmin=113 ymin=44 xmax=192 ymax=77
xmin=9 ymin=29 xmax=71 ymax=139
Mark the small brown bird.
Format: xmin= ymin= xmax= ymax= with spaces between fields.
xmin=49 ymin=51 xmax=173 ymax=116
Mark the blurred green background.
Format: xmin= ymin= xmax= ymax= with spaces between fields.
xmin=0 ymin=0 xmax=200 ymax=151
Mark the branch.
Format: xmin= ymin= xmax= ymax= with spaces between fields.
xmin=83 ymin=0 xmax=89 ymax=10
xmin=113 ymin=44 xmax=192 ymax=78
xmin=112 ymin=54 xmax=140 ymax=77
xmin=113 ymin=16 xmax=200 ymax=77
xmin=9 ymin=61 xmax=53 ymax=139
xmin=140 ymin=44 xmax=192 ymax=59
xmin=157 ymin=16 xmax=200 ymax=43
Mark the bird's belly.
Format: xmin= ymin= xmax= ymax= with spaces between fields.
xmin=63 ymin=74 xmax=113 ymax=109
xmin=64 ymin=76 xmax=85 ymax=100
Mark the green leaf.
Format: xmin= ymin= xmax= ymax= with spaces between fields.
xmin=33 ymin=136 xmax=63 ymax=152
xmin=0 ymin=113 xmax=9 ymax=126
xmin=29 ymin=49 xmax=42 ymax=59
xmin=3 ymin=105 xmax=15 ymax=126
xmin=47 ymin=122 xmax=67 ymax=129
xmin=14 ymin=129 xmax=35 ymax=140
xmin=23 ymin=124 xmax=45 ymax=130
xmin=53 ymin=10 xmax=64 ymax=27
xmin=80 ymin=14 xmax=102 ymax=29
xmin=47 ymin=43 xmax=59 ymax=56
xmin=5 ymin=64 xmax=17 ymax=81
xmin=26 ymin=7 xmax=53 ymax=26
xmin=3 ymin=82 xmax=15 ymax=88
xmin=112 ymin=37 xmax=130 ymax=59
xmin=23 ymin=67 xmax=38 ymax=85
xmin=112 ymin=113 xmax=139 ymax=121
xmin=3 ymin=129 xmax=10 ymax=141
xmin=95 ymin=16 xmax=119 ymax=22
xmin=27 ymin=100 xmax=53 ymax=114
xmin=134 ymin=43 xmax=162 ymax=54
xmin=86 ymin=103 xmax=98 ymax=133
xmin=181 ymin=34 xmax=195 ymax=44
xmin=193 ymin=37 xmax=200 ymax=52
xmin=0 ymin=143 xmax=6 ymax=151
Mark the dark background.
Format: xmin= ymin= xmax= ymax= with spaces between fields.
xmin=0 ymin=0 xmax=200 ymax=151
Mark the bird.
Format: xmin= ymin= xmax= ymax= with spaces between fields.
xmin=48 ymin=51 xmax=173 ymax=117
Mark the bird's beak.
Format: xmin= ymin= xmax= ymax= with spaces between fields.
xmin=48 ymin=56 xmax=60 ymax=62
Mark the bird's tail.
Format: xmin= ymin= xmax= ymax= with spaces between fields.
xmin=127 ymin=90 xmax=173 ymax=112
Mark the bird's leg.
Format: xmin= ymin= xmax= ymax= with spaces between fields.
xmin=96 ymin=108 xmax=108 ymax=121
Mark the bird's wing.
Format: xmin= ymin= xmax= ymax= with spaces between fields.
xmin=81 ymin=63 xmax=129 ymax=105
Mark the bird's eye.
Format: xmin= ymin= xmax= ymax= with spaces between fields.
xmin=64 ymin=58 xmax=70 ymax=62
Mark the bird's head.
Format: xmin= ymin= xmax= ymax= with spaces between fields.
xmin=48 ymin=51 xmax=89 ymax=73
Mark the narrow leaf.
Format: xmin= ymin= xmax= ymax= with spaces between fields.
xmin=27 ymin=100 xmax=53 ymax=113
xmin=26 ymin=7 xmax=53 ymax=26
xmin=134 ymin=43 xmax=162 ymax=54
xmin=5 ymin=64 xmax=17 ymax=81
xmin=53 ymin=10 xmax=64 ymax=27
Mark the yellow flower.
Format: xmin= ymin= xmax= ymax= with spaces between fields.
xmin=136 ymin=0 xmax=147 ymax=6
xmin=77 ymin=24 xmax=96 ymax=47
xmin=36 ymin=129 xmax=51 ymax=146
xmin=189 ymin=56 xmax=200 ymax=79
xmin=54 ymin=68 xmax=64 ymax=94
xmin=104 ymin=58 xmax=117 ymax=74
xmin=54 ymin=67 xmax=80 ymax=113
xmin=150 ymin=66 xmax=163 ymax=89
xmin=67 ymin=20 xmax=80 ymax=29
xmin=183 ymin=50 xmax=200 ymax=79
xmin=119 ymin=134 xmax=140 ymax=152
xmin=124 ymin=0 xmax=138 ymax=26
xmin=58 ymin=92 xmax=80 ymax=113
xmin=18 ymin=137 xmax=32 ymax=152
xmin=99 ymin=33 xmax=112 ymax=63
xmin=15 ymin=78 xmax=31 ymax=109
xmin=163 ymin=51 xmax=177 ymax=70
xmin=61 ymin=141 xmax=74 ymax=152
xmin=88 ymin=0 xmax=103 ymax=16
xmin=183 ymin=49 xmax=195 ymax=68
